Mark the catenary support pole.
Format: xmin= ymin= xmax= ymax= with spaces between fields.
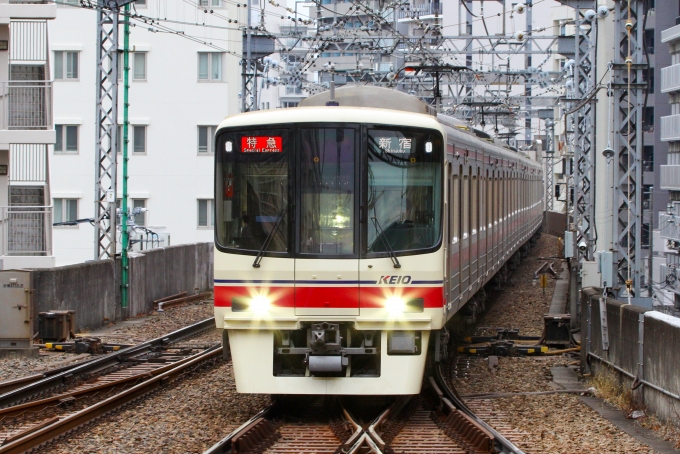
xmin=120 ymin=2 xmax=131 ymax=308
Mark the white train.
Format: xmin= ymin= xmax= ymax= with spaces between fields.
xmin=213 ymin=87 xmax=543 ymax=395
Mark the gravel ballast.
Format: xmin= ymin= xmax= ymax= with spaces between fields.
xmin=450 ymin=234 xmax=659 ymax=453
xmin=5 ymin=235 xmax=671 ymax=453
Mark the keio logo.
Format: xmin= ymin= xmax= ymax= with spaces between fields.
xmin=377 ymin=276 xmax=412 ymax=285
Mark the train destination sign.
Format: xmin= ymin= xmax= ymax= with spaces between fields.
xmin=376 ymin=136 xmax=414 ymax=154
xmin=241 ymin=136 xmax=283 ymax=153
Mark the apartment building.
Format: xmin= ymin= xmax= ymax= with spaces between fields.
xmin=49 ymin=0 xmax=240 ymax=265
xmin=0 ymin=0 xmax=57 ymax=270
xmin=657 ymin=8 xmax=680 ymax=314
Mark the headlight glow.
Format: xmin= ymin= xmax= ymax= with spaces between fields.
xmin=250 ymin=295 xmax=271 ymax=314
xmin=385 ymin=296 xmax=405 ymax=315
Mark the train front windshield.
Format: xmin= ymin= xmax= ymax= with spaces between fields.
xmin=215 ymin=124 xmax=442 ymax=257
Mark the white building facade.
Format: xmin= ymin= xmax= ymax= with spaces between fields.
xmin=0 ymin=0 xmax=57 ymax=270
xmin=49 ymin=0 xmax=241 ymax=265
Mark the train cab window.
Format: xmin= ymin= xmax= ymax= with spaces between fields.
xmin=299 ymin=127 xmax=357 ymax=256
xmin=366 ymin=128 xmax=443 ymax=254
xmin=215 ymin=128 xmax=291 ymax=254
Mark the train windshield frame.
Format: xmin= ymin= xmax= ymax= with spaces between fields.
xmin=214 ymin=122 xmax=443 ymax=258
xmin=365 ymin=126 xmax=443 ymax=258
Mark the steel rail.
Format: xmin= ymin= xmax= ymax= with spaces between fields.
xmin=434 ymin=364 xmax=525 ymax=454
xmin=0 ymin=317 xmax=215 ymax=409
xmin=203 ymin=404 xmax=276 ymax=454
xmin=204 ymin=398 xmax=362 ymax=454
xmin=0 ymin=346 xmax=222 ymax=454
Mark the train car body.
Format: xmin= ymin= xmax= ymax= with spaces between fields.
xmin=213 ymin=87 xmax=543 ymax=395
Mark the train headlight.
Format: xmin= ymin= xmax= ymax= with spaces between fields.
xmin=385 ymin=296 xmax=406 ymax=315
xmin=231 ymin=295 xmax=271 ymax=313
xmin=250 ymin=295 xmax=271 ymax=314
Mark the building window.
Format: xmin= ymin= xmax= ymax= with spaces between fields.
xmin=55 ymin=125 xmax=78 ymax=153
xmin=198 ymin=126 xmax=216 ymax=154
xmin=136 ymin=0 xmax=146 ymax=6
xmin=199 ymin=0 xmax=221 ymax=5
xmin=133 ymin=126 xmax=146 ymax=153
xmin=282 ymin=101 xmax=299 ymax=108
xmin=61 ymin=0 xmax=79 ymax=5
xmin=198 ymin=199 xmax=215 ymax=228
xmin=132 ymin=199 xmax=146 ymax=226
xmin=198 ymin=52 xmax=222 ymax=81
xmin=54 ymin=51 xmax=78 ymax=80
xmin=133 ymin=52 xmax=147 ymax=80
xmin=54 ymin=198 xmax=78 ymax=224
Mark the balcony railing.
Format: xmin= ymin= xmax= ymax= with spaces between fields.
xmin=0 ymin=81 xmax=52 ymax=130
xmin=661 ymin=64 xmax=680 ymax=93
xmin=661 ymin=23 xmax=680 ymax=43
xmin=398 ymin=3 xmax=442 ymax=19
xmin=660 ymin=114 xmax=680 ymax=142
xmin=0 ymin=205 xmax=52 ymax=256
xmin=660 ymin=165 xmax=680 ymax=190
xmin=659 ymin=213 xmax=680 ymax=242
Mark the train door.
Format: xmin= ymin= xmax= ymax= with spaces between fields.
xmin=294 ymin=126 xmax=360 ymax=316
xmin=449 ymin=165 xmax=461 ymax=311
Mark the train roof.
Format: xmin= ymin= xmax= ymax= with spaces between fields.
xmin=217 ymin=104 xmax=443 ymax=131
xmin=299 ymin=86 xmax=431 ymax=114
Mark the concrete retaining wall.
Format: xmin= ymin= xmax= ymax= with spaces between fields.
xmin=31 ymin=243 xmax=214 ymax=333
xmin=581 ymin=288 xmax=680 ymax=424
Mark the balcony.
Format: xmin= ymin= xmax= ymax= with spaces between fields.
xmin=660 ymin=114 xmax=680 ymax=142
xmin=660 ymin=165 xmax=680 ymax=190
xmin=659 ymin=213 xmax=680 ymax=242
xmin=0 ymin=0 xmax=56 ymax=19
xmin=0 ymin=81 xmax=54 ymax=144
xmin=661 ymin=23 xmax=680 ymax=43
xmin=661 ymin=64 xmax=680 ymax=93
xmin=398 ymin=3 xmax=442 ymax=19
xmin=0 ymin=205 xmax=52 ymax=256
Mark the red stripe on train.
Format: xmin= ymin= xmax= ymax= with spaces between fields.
xmin=214 ymin=285 xmax=444 ymax=308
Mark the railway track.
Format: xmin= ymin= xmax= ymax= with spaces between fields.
xmin=0 ymin=317 xmax=218 ymax=454
xmin=206 ymin=364 xmax=524 ymax=454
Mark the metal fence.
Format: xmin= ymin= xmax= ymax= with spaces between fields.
xmin=0 ymin=206 xmax=52 ymax=256
xmin=0 ymin=81 xmax=52 ymax=130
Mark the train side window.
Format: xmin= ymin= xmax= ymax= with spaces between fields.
xmin=451 ymin=174 xmax=459 ymax=243
xmin=462 ymin=175 xmax=469 ymax=239
xmin=471 ymin=173 xmax=478 ymax=235
xmin=487 ymin=171 xmax=492 ymax=229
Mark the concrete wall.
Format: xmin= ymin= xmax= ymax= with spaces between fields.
xmin=581 ymin=288 xmax=680 ymax=425
xmin=31 ymin=242 xmax=213 ymax=333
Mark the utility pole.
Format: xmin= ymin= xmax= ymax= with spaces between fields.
xmin=573 ymin=2 xmax=597 ymax=261
xmin=613 ymin=0 xmax=645 ymax=299
xmin=94 ymin=0 xmax=121 ymax=261
xmin=120 ymin=1 xmax=131 ymax=308
xmin=94 ymin=0 xmax=135 ymax=314
xmin=545 ymin=119 xmax=555 ymax=211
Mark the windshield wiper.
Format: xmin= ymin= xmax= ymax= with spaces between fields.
xmin=252 ymin=207 xmax=286 ymax=268
xmin=371 ymin=217 xmax=401 ymax=268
